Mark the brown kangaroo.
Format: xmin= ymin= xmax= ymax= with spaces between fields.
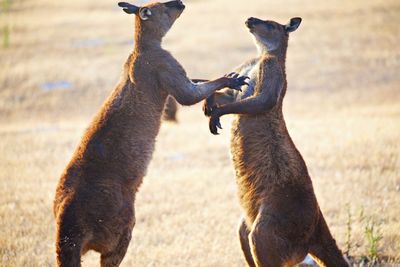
xmin=204 ymin=17 xmax=349 ymax=267
xmin=53 ymin=1 xmax=248 ymax=266
xmin=163 ymin=96 xmax=179 ymax=122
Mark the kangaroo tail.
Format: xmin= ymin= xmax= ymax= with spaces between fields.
xmin=309 ymin=209 xmax=350 ymax=267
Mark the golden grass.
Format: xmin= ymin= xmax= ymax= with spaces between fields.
xmin=0 ymin=0 xmax=399 ymax=266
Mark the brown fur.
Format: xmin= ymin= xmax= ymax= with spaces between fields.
xmin=163 ymin=96 xmax=179 ymax=122
xmin=204 ymin=17 xmax=349 ymax=267
xmin=53 ymin=1 xmax=247 ymax=266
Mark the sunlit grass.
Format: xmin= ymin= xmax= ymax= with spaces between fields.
xmin=1 ymin=0 xmax=11 ymax=48
xmin=0 ymin=0 xmax=399 ymax=266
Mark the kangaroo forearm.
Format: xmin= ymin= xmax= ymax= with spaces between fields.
xmin=175 ymin=77 xmax=228 ymax=106
xmin=191 ymin=79 xmax=209 ymax=83
xmin=194 ymin=77 xmax=231 ymax=100
xmin=218 ymin=100 xmax=264 ymax=116
xmin=217 ymin=96 xmax=276 ymax=117
xmin=203 ymin=91 xmax=235 ymax=117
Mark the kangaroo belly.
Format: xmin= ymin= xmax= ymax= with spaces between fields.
xmin=230 ymin=116 xmax=277 ymax=221
xmin=230 ymin=115 xmax=314 ymax=223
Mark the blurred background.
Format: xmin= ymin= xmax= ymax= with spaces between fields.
xmin=0 ymin=0 xmax=399 ymax=266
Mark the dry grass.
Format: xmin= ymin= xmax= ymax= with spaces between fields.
xmin=0 ymin=0 xmax=399 ymax=266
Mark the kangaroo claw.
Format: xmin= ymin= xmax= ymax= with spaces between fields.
xmin=209 ymin=115 xmax=222 ymax=135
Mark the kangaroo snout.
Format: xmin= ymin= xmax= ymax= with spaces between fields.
xmin=246 ymin=17 xmax=262 ymax=28
xmin=165 ymin=0 xmax=185 ymax=10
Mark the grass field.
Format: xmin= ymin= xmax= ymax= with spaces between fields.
xmin=0 ymin=0 xmax=399 ymax=266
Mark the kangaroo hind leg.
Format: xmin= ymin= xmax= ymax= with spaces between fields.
xmin=100 ymin=228 xmax=132 ymax=267
xmin=249 ymin=211 xmax=308 ymax=267
xmin=238 ymin=217 xmax=256 ymax=267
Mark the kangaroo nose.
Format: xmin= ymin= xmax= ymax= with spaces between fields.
xmin=178 ymin=1 xmax=185 ymax=9
xmin=246 ymin=17 xmax=259 ymax=28
xmin=165 ymin=0 xmax=185 ymax=9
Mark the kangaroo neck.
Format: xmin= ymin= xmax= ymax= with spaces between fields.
xmin=259 ymin=44 xmax=288 ymax=99
xmin=134 ymin=21 xmax=163 ymax=52
xmin=259 ymin=45 xmax=287 ymax=72
xmin=134 ymin=36 xmax=162 ymax=52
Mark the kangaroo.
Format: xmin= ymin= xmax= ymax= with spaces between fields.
xmin=163 ymin=81 xmax=208 ymax=122
xmin=163 ymin=96 xmax=179 ymax=122
xmin=53 ymin=1 xmax=247 ymax=266
xmin=204 ymin=17 xmax=349 ymax=267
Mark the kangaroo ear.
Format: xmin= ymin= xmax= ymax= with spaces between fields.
xmin=118 ymin=2 xmax=139 ymax=14
xmin=139 ymin=7 xmax=152 ymax=20
xmin=285 ymin=17 xmax=302 ymax=33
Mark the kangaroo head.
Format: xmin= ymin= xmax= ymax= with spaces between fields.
xmin=245 ymin=17 xmax=302 ymax=53
xmin=118 ymin=1 xmax=185 ymax=40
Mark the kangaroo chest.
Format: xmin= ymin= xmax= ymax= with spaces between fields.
xmin=236 ymin=62 xmax=260 ymax=100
